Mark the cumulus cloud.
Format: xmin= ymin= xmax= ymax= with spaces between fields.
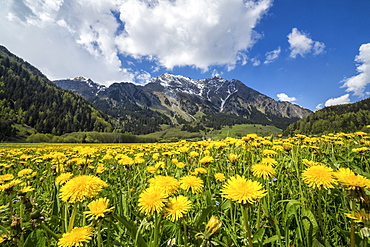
xmin=116 ymin=0 xmax=271 ymax=71
xmin=0 ymin=0 xmax=134 ymax=85
xmin=264 ymin=47 xmax=281 ymax=64
xmin=0 ymin=0 xmax=272 ymax=84
xmin=324 ymin=94 xmax=351 ymax=107
xmin=341 ymin=43 xmax=370 ymax=97
xmin=277 ymin=93 xmax=296 ymax=102
xmin=115 ymin=0 xmax=272 ymax=70
xmin=287 ymin=28 xmax=325 ymax=58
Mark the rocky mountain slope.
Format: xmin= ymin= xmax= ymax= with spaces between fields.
xmin=54 ymin=73 xmax=312 ymax=130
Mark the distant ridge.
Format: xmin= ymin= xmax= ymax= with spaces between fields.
xmin=283 ymin=97 xmax=370 ymax=135
xmin=0 ymin=45 xmax=112 ymax=140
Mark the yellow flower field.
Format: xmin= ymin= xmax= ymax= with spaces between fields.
xmin=0 ymin=132 xmax=370 ymax=246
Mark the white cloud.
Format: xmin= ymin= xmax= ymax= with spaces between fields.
xmin=0 ymin=0 xmax=135 ymax=85
xmin=0 ymin=0 xmax=272 ymax=84
xmin=315 ymin=103 xmax=323 ymax=110
xmin=264 ymin=46 xmax=281 ymax=64
xmin=287 ymin=28 xmax=325 ymax=58
xmin=135 ymin=70 xmax=152 ymax=85
xmin=324 ymin=94 xmax=351 ymax=107
xmin=116 ymin=0 xmax=272 ymax=70
xmin=277 ymin=93 xmax=296 ymax=102
xmin=251 ymin=57 xmax=261 ymax=66
xmin=341 ymin=43 xmax=370 ymax=97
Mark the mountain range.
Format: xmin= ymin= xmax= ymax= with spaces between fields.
xmin=0 ymin=44 xmax=314 ymax=140
xmin=54 ymin=73 xmax=312 ymax=134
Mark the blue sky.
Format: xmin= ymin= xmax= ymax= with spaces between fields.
xmin=1 ymin=0 xmax=370 ymax=110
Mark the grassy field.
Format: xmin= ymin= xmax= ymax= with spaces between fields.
xmin=142 ymin=124 xmax=282 ymax=141
xmin=1 ymin=130 xmax=370 ymax=246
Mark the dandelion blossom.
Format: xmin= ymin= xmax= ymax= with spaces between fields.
xmin=301 ymin=165 xmax=337 ymax=190
xmin=165 ymin=195 xmax=192 ymax=222
xmin=214 ymin=173 xmax=226 ymax=182
xmin=221 ymin=175 xmax=267 ymax=204
xmin=334 ymin=168 xmax=370 ymax=190
xmin=252 ymin=163 xmax=276 ymax=180
xmin=205 ymin=216 xmax=222 ymax=235
xmin=59 ymin=175 xmax=108 ymax=203
xmin=84 ymin=198 xmax=114 ymax=220
xmin=58 ymin=226 xmax=93 ymax=247
xmin=200 ymin=155 xmax=214 ymax=164
xmin=18 ymin=168 xmax=33 ymax=177
xmin=0 ymin=179 xmax=22 ymax=192
xmin=148 ymin=175 xmax=180 ymax=195
xmin=179 ymin=175 xmax=204 ymax=193
xmin=0 ymin=174 xmax=14 ymax=183
xmin=138 ymin=186 xmax=167 ymax=215
xmin=261 ymin=157 xmax=278 ymax=166
xmin=56 ymin=173 xmax=73 ymax=185
xmin=344 ymin=208 xmax=370 ymax=223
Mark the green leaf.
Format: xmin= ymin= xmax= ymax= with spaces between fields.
xmin=263 ymin=235 xmax=284 ymax=245
xmin=252 ymin=228 xmax=265 ymax=244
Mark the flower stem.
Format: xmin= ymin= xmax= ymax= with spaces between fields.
xmin=40 ymin=222 xmax=59 ymax=240
xmin=68 ymin=203 xmax=78 ymax=232
xmin=153 ymin=212 xmax=161 ymax=247
xmin=350 ymin=200 xmax=356 ymax=247
xmin=183 ymin=220 xmax=188 ymax=247
xmin=97 ymin=221 xmax=103 ymax=247
xmin=242 ymin=204 xmax=253 ymax=247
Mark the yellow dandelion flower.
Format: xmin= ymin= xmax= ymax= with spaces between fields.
xmin=302 ymin=159 xmax=318 ymax=167
xmin=118 ymin=155 xmax=134 ymax=165
xmin=134 ymin=157 xmax=145 ymax=164
xmin=96 ymin=163 xmax=106 ymax=174
xmin=59 ymin=175 xmax=108 ymax=203
xmin=0 ymin=179 xmax=22 ymax=192
xmin=146 ymin=166 xmax=157 ymax=174
xmin=0 ymin=174 xmax=14 ymax=183
xmin=261 ymin=157 xmax=278 ymax=166
xmin=138 ymin=186 xmax=167 ymax=215
xmin=56 ymin=173 xmax=74 ymax=185
xmin=18 ymin=168 xmax=33 ymax=177
xmin=84 ymin=198 xmax=114 ymax=220
xmin=205 ymin=216 xmax=222 ymax=235
xmin=180 ymin=175 xmax=204 ymax=193
xmin=58 ymin=226 xmax=93 ymax=247
xmin=0 ymin=234 xmax=10 ymax=244
xmin=227 ymin=153 xmax=239 ymax=162
xmin=352 ymin=147 xmax=368 ymax=152
xmin=302 ymin=165 xmax=337 ymax=190
xmin=345 ymin=208 xmax=370 ymax=223
xmin=221 ymin=175 xmax=267 ymax=204
xmin=152 ymin=153 xmax=160 ymax=160
xmin=334 ymin=168 xmax=370 ymax=190
xmin=19 ymin=186 xmax=35 ymax=194
xmin=189 ymin=151 xmax=199 ymax=157
xmin=176 ymin=162 xmax=185 ymax=169
xmin=252 ymin=163 xmax=276 ymax=180
xmin=200 ymin=155 xmax=214 ymax=164
xmin=25 ymin=172 xmax=37 ymax=179
xmin=262 ymin=149 xmax=278 ymax=156
xmin=155 ymin=161 xmax=166 ymax=169
xmin=148 ymin=175 xmax=180 ymax=195
xmin=165 ymin=195 xmax=192 ymax=222
xmin=214 ymin=173 xmax=226 ymax=182
xmin=194 ymin=167 xmax=207 ymax=174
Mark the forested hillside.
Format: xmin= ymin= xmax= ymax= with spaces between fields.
xmin=283 ymin=97 xmax=370 ymax=135
xmin=0 ymin=46 xmax=112 ymax=140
